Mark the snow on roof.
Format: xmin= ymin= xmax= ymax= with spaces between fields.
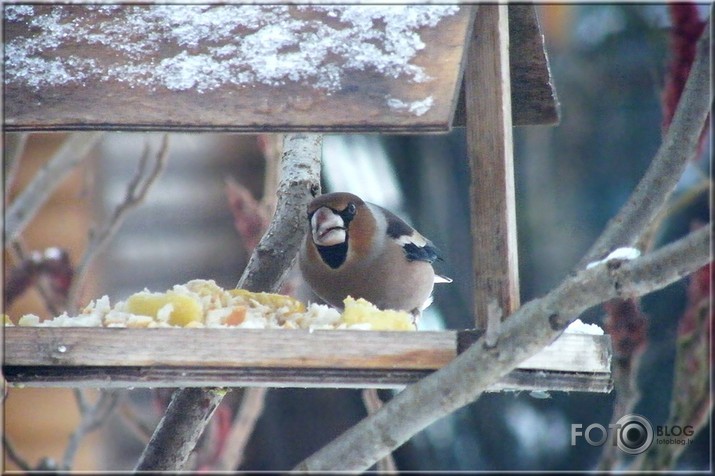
xmin=4 ymin=5 xmax=459 ymax=115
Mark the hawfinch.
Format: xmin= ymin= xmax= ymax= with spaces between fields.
xmin=298 ymin=192 xmax=451 ymax=321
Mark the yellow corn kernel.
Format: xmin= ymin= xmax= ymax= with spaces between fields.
xmin=125 ymin=292 xmax=203 ymax=327
xmin=341 ymin=297 xmax=415 ymax=331
xmin=229 ymin=289 xmax=306 ymax=314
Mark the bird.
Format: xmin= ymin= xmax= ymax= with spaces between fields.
xmin=298 ymin=192 xmax=451 ymax=323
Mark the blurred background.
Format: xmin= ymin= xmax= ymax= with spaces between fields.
xmin=3 ymin=4 xmax=711 ymax=472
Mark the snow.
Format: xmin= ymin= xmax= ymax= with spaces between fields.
xmin=564 ymin=318 xmax=604 ymax=335
xmin=386 ymin=95 xmax=434 ymax=116
xmin=4 ymin=5 xmax=459 ymax=115
xmin=586 ymin=247 xmax=642 ymax=269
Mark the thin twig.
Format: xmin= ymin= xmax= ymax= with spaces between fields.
xmin=118 ymin=402 xmax=154 ymax=445
xmin=2 ymin=434 xmax=33 ymax=471
xmin=637 ymin=178 xmax=711 ymax=252
xmin=67 ymin=134 xmax=170 ymax=311
xmin=4 ymin=132 xmax=30 ymax=204
xmin=73 ymin=388 xmax=91 ymax=415
xmin=61 ymin=390 xmax=123 ymax=470
xmin=214 ymin=388 xmax=268 ymax=471
xmin=361 ymin=389 xmax=398 ymax=474
xmin=134 ymin=133 xmax=322 ymax=472
xmin=8 ymin=241 xmax=66 ymax=317
xmin=257 ymin=133 xmax=283 ymax=214
xmin=6 ymin=132 xmax=105 ymax=242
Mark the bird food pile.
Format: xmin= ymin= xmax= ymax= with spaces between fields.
xmin=8 ymin=279 xmax=415 ymax=331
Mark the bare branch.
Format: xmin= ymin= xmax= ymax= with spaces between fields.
xmin=294 ymin=225 xmax=710 ymax=472
xmin=73 ymin=388 xmax=91 ymax=415
xmin=635 ymin=258 xmax=711 ymax=470
xmin=67 ymin=134 xmax=170 ymax=311
xmin=577 ymin=22 xmax=711 ymax=267
xmin=215 ymin=387 xmax=268 ymax=471
xmin=118 ymin=402 xmax=154 ymax=445
xmin=597 ymin=298 xmax=648 ymax=471
xmin=5 ymin=243 xmax=72 ymax=315
xmin=361 ymin=389 xmax=398 ymax=474
xmin=6 ymin=132 xmax=105 ymax=242
xmin=2 ymin=434 xmax=32 ymax=471
xmin=294 ymin=15 xmax=712 ymax=474
xmin=4 ymin=132 xmax=30 ymax=203
xmin=135 ymin=133 xmax=322 ymax=472
xmin=62 ymin=389 xmax=122 ymax=470
xmin=238 ymin=133 xmax=323 ymax=292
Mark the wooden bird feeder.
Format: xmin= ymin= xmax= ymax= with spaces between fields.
xmin=3 ymin=5 xmax=611 ymax=393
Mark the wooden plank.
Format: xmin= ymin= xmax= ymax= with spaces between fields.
xmin=453 ymin=4 xmax=560 ymax=126
xmin=465 ymin=5 xmax=520 ymax=329
xmin=2 ymin=367 xmax=612 ymax=393
xmin=518 ymin=333 xmax=612 ymax=373
xmin=2 ymin=328 xmax=456 ymax=369
xmin=3 ymin=328 xmax=612 ymax=391
xmin=3 ymin=5 xmax=474 ymax=133
xmin=490 ymin=370 xmax=613 ymax=394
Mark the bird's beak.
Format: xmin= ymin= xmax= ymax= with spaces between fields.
xmin=311 ymin=207 xmax=347 ymax=246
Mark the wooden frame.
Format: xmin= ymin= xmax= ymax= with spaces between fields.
xmin=3 ymin=6 xmax=607 ymax=394
xmin=3 ymin=328 xmax=612 ymax=392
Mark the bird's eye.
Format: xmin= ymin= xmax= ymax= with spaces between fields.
xmin=346 ymin=202 xmax=357 ymax=216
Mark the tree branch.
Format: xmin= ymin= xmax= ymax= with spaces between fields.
xmin=67 ymin=134 xmax=169 ymax=311
xmin=577 ymin=21 xmax=711 ymax=267
xmin=2 ymin=434 xmax=32 ymax=471
xmin=238 ymin=133 xmax=323 ymax=292
xmin=134 ymin=133 xmax=322 ymax=471
xmin=215 ymin=387 xmax=268 ymax=471
xmin=4 ymin=132 xmax=30 ymax=204
xmin=294 ymin=15 xmax=712 ymax=474
xmin=635 ymin=259 xmax=711 ymax=470
xmin=5 ymin=132 xmax=105 ymax=242
xmin=61 ymin=389 xmax=122 ymax=470
xmin=295 ymin=226 xmax=710 ymax=472
xmin=118 ymin=402 xmax=154 ymax=445
xmin=361 ymin=389 xmax=398 ymax=474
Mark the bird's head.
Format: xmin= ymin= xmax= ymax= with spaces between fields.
xmin=306 ymin=192 xmax=364 ymax=247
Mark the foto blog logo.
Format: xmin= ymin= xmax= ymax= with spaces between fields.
xmin=571 ymin=414 xmax=659 ymax=455
xmin=571 ymin=414 xmax=695 ymax=455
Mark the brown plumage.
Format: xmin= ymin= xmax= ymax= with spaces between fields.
xmin=298 ymin=192 xmax=450 ymax=319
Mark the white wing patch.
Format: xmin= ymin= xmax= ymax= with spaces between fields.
xmin=393 ymin=232 xmax=428 ymax=248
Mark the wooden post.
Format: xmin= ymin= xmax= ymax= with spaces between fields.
xmin=465 ymin=5 xmax=520 ymax=329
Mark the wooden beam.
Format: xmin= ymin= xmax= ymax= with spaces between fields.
xmin=3 ymin=5 xmax=474 ymax=133
xmin=453 ymin=4 xmax=560 ymax=126
xmin=465 ymin=5 xmax=520 ymax=328
xmin=3 ymin=328 xmax=612 ymax=392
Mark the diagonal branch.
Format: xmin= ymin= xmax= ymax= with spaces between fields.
xmin=2 ymin=434 xmax=32 ymax=471
xmin=215 ymin=387 xmax=269 ymax=471
xmin=295 ymin=226 xmax=710 ymax=472
xmin=134 ymin=133 xmax=322 ymax=472
xmin=361 ymin=389 xmax=398 ymax=474
xmin=4 ymin=132 xmax=30 ymax=204
xmin=577 ymin=20 xmax=711 ymax=267
xmin=6 ymin=132 xmax=105 ymax=242
xmin=294 ymin=14 xmax=712 ymax=472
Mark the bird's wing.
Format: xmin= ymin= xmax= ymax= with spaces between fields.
xmin=381 ymin=206 xmax=444 ymax=264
